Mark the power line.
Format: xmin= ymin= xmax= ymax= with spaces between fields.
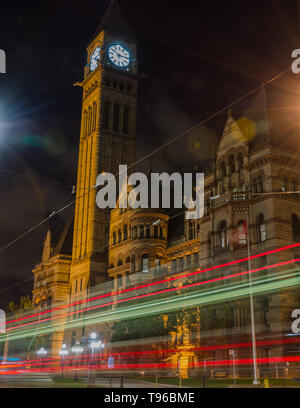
xmin=0 ymin=66 xmax=292 ymax=294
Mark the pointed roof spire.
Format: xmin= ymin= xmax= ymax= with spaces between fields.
xmin=91 ymin=0 xmax=137 ymax=43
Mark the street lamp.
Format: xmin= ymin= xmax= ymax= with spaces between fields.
xmin=37 ymin=347 xmax=47 ymax=369
xmin=37 ymin=347 xmax=47 ymax=357
xmin=71 ymin=342 xmax=83 ymax=381
xmin=88 ymin=332 xmax=102 ymax=383
xmin=59 ymin=344 xmax=69 ymax=378
xmin=229 ymin=349 xmax=237 ymax=387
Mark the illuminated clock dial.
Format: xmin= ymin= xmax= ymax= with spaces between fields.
xmin=108 ymin=44 xmax=131 ymax=68
xmin=90 ymin=46 xmax=101 ymax=71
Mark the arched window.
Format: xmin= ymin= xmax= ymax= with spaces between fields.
xmin=126 ymin=257 xmax=130 ymax=264
xmin=133 ymin=226 xmax=137 ymax=239
xmin=92 ymin=102 xmax=97 ymax=132
xmin=238 ymin=220 xmax=247 ymax=245
xmin=220 ymin=162 xmax=226 ymax=178
xmin=123 ymin=106 xmax=129 ymax=134
xmin=257 ymin=214 xmax=266 ymax=242
xmin=257 ymin=176 xmax=263 ymax=193
xmin=113 ymin=104 xmax=120 ymax=132
xmin=142 ymin=254 xmax=149 ymax=273
xmin=160 ymin=227 xmax=164 ymax=239
xmin=237 ymin=153 xmax=243 ymax=170
xmin=118 ymin=229 xmax=122 ymax=243
xmin=109 ymin=263 xmax=114 ymax=269
xmin=140 ymin=225 xmax=144 ymax=239
xmin=131 ymin=256 xmax=136 ymax=273
xmin=103 ymin=102 xmax=110 ymax=130
xmin=292 ymin=214 xmax=300 ymax=242
xmin=218 ymin=220 xmax=227 ymax=248
xmin=189 ymin=221 xmax=195 ymax=240
xmin=117 ymin=259 xmax=123 ymax=266
xmin=83 ymin=111 xmax=88 ymax=138
xmin=124 ymin=225 xmax=128 ymax=240
xmin=88 ymin=106 xmax=92 ymax=135
xmin=154 ymin=226 xmax=159 ymax=238
xmin=228 ymin=154 xmax=235 ymax=175
xmin=146 ymin=224 xmax=151 ymax=238
xmin=80 ymin=278 xmax=83 ymax=292
xmin=155 ymin=258 xmax=160 ymax=273
xmin=281 ymin=178 xmax=287 ymax=192
xmin=113 ymin=232 xmax=116 ymax=245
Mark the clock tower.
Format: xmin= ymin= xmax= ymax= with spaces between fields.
xmin=70 ymin=0 xmax=138 ymax=298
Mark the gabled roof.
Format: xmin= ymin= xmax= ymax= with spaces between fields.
xmin=90 ymin=0 xmax=137 ymax=43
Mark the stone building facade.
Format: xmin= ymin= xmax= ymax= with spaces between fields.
xmin=31 ymin=0 xmax=300 ymax=375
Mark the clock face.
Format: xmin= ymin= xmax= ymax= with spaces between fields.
xmin=108 ymin=44 xmax=131 ymax=68
xmin=90 ymin=46 xmax=101 ymax=71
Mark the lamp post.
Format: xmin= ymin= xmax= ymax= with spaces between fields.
xmin=59 ymin=344 xmax=69 ymax=378
xmin=229 ymin=349 xmax=237 ymax=386
xmin=37 ymin=347 xmax=47 ymax=369
xmin=230 ymin=205 xmax=259 ymax=385
xmin=88 ymin=332 xmax=101 ymax=383
xmin=71 ymin=342 xmax=83 ymax=381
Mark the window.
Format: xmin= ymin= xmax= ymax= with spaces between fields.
xmin=238 ymin=220 xmax=247 ymax=245
xmin=83 ymin=111 xmax=88 ymax=138
xmin=133 ymin=226 xmax=137 ymax=239
xmin=189 ymin=221 xmax=195 ymax=240
xmin=103 ymin=102 xmax=110 ymax=129
xmin=219 ymin=220 xmax=227 ymax=248
xmin=92 ymin=102 xmax=97 ymax=132
xmin=257 ymin=176 xmax=263 ymax=193
xmin=146 ymin=225 xmax=151 ymax=238
xmin=118 ymin=229 xmax=122 ymax=243
xmin=155 ymin=258 xmax=160 ymax=273
xmin=228 ymin=154 xmax=235 ymax=175
xmin=123 ymin=106 xmax=129 ymax=134
xmin=88 ymin=106 xmax=92 ymax=135
xmin=124 ymin=225 xmax=128 ymax=240
xmin=80 ymin=278 xmax=83 ymax=292
xmin=237 ymin=153 xmax=243 ymax=170
xmin=292 ymin=214 xmax=300 ymax=242
xmin=291 ymin=179 xmax=296 ymax=192
xmin=179 ymin=258 xmax=184 ymax=272
xmin=113 ymin=104 xmax=120 ymax=132
xmin=113 ymin=232 xmax=116 ymax=245
xmin=154 ymin=226 xmax=159 ymax=238
xmin=131 ymin=256 xmax=136 ymax=273
xmin=142 ymin=254 xmax=149 ymax=273
xmin=257 ymin=214 xmax=266 ymax=242
xmin=186 ymin=255 xmax=191 ymax=269
xmin=220 ymin=162 xmax=226 ymax=178
xmin=281 ymin=178 xmax=287 ymax=192
xmin=126 ymin=257 xmax=130 ymax=264
xmin=140 ymin=225 xmax=144 ymax=239
xmin=117 ymin=260 xmax=123 ymax=266
xmin=75 ymin=280 xmax=77 ymax=293
xmin=160 ymin=227 xmax=164 ymax=239
xmin=193 ymin=253 xmax=199 ymax=268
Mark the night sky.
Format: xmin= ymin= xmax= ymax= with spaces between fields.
xmin=0 ymin=0 xmax=299 ymax=309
